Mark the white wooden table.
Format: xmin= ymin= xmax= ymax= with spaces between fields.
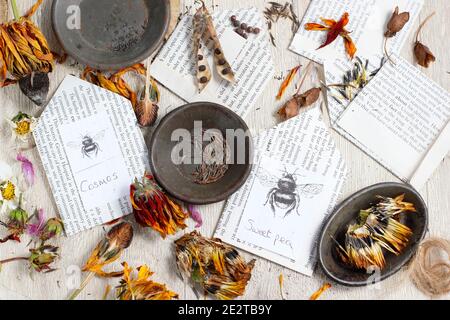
xmin=0 ymin=0 xmax=448 ymax=300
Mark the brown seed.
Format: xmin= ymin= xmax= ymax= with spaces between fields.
xmin=240 ymin=23 xmax=247 ymax=30
xmin=230 ymin=15 xmax=237 ymax=22
xmin=214 ymin=48 xmax=221 ymax=55
xmin=246 ymin=26 xmax=253 ymax=33
xmin=198 ymin=54 xmax=203 ymax=60
xmin=200 ymin=76 xmax=208 ymax=83
xmin=232 ymin=20 xmax=240 ymax=27
xmin=242 ymin=32 xmax=248 ymax=39
xmin=218 ymin=59 xmax=226 ymax=65
xmin=199 ymin=65 xmax=206 ymax=71
xmin=253 ymin=27 xmax=260 ymax=34
xmin=221 ymin=68 xmax=230 ymax=75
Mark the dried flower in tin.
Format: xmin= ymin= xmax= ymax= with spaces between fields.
xmin=82 ymin=63 xmax=146 ymax=108
xmin=175 ymin=230 xmax=255 ymax=300
xmin=337 ymin=194 xmax=415 ymax=270
xmin=0 ymin=0 xmax=57 ymax=105
xmin=278 ymin=87 xmax=321 ymax=120
xmin=116 ymin=262 xmax=178 ymax=300
xmin=193 ymin=1 xmax=235 ymax=91
xmin=68 ymin=222 xmax=133 ymax=300
xmin=7 ymin=112 xmax=36 ymax=143
xmin=130 ymin=173 xmax=188 ymax=238
xmin=414 ymin=13 xmax=436 ymax=68
xmin=305 ymin=12 xmax=356 ymax=59
xmin=0 ymin=243 xmax=59 ymax=273
xmin=0 ymin=194 xmax=27 ymax=243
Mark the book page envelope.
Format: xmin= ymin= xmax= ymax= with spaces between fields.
xmin=34 ymin=75 xmax=150 ymax=235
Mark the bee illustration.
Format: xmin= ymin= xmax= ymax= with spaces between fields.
xmin=256 ymin=167 xmax=323 ymax=218
xmin=66 ymin=130 xmax=106 ymax=159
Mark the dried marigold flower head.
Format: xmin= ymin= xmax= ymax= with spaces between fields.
xmin=116 ymin=262 xmax=178 ymax=300
xmin=130 ymin=173 xmax=188 ymax=238
xmin=82 ymin=222 xmax=133 ymax=277
xmin=175 ymin=231 xmax=255 ymax=300
xmin=0 ymin=0 xmax=55 ymax=104
xmin=385 ymin=6 xmax=410 ymax=38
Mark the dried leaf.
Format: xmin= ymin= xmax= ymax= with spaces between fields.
xmin=385 ymin=6 xmax=410 ymax=38
xmin=276 ymin=65 xmax=300 ymax=100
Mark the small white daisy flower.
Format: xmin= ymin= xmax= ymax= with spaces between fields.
xmin=7 ymin=112 xmax=37 ymax=143
xmin=0 ymin=161 xmax=20 ymax=214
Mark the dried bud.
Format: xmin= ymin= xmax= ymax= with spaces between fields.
xmin=385 ymin=6 xmax=410 ymax=38
xmin=28 ymin=244 xmax=59 ymax=272
xmin=40 ymin=218 xmax=64 ymax=241
xmin=414 ymin=42 xmax=436 ymax=68
xmin=278 ymin=87 xmax=321 ymax=121
xmin=107 ymin=221 xmax=134 ymax=250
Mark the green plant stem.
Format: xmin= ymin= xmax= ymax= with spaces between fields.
xmin=68 ymin=271 xmax=95 ymax=300
xmin=10 ymin=0 xmax=20 ymax=20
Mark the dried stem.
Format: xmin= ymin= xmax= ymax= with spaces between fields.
xmin=0 ymin=256 xmax=28 ymax=264
xmin=295 ymin=61 xmax=313 ymax=95
xmin=10 ymin=0 xmax=20 ymax=20
xmin=415 ymin=12 xmax=435 ymax=43
xmin=68 ymin=271 xmax=95 ymax=300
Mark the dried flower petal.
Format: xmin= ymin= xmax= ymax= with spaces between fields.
xmin=188 ymin=204 xmax=203 ymax=228
xmin=276 ymin=65 xmax=301 ymax=100
xmin=175 ymin=230 xmax=255 ymax=300
xmin=130 ymin=173 xmax=188 ymax=238
xmin=26 ymin=208 xmax=45 ymax=237
xmin=16 ymin=152 xmax=34 ymax=186
xmin=309 ymin=283 xmax=331 ymax=300
xmin=385 ymin=6 xmax=410 ymax=38
xmin=116 ymin=262 xmax=178 ymax=300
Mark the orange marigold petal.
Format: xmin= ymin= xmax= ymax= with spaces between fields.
xmin=320 ymin=18 xmax=336 ymax=26
xmin=304 ymin=23 xmax=329 ymax=31
xmin=343 ymin=34 xmax=357 ymax=59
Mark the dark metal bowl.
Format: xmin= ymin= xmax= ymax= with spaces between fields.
xmin=318 ymin=182 xmax=428 ymax=286
xmin=52 ymin=0 xmax=170 ymax=70
xmin=149 ymin=102 xmax=253 ymax=204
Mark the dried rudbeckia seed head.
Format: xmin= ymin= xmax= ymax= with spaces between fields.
xmin=175 ymin=230 xmax=255 ymax=300
xmin=385 ymin=6 xmax=410 ymax=38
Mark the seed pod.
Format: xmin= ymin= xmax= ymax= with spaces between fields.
xmin=414 ymin=42 xmax=435 ymax=68
xmin=278 ymin=87 xmax=321 ymax=120
xmin=385 ymin=6 xmax=410 ymax=38
xmin=193 ymin=7 xmax=211 ymax=92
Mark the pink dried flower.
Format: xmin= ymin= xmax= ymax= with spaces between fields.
xmin=26 ymin=208 xmax=45 ymax=238
xmin=188 ymin=204 xmax=203 ymax=228
xmin=16 ymin=153 xmax=34 ymax=186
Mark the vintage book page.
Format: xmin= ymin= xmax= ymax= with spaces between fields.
xmin=290 ymin=0 xmax=423 ymax=64
xmin=215 ymin=108 xmax=347 ymax=276
xmin=150 ymin=8 xmax=274 ymax=118
xmin=33 ymin=76 xmax=150 ymax=235
xmin=336 ymin=55 xmax=450 ymax=188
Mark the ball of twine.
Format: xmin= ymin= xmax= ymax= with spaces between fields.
xmin=409 ymin=237 xmax=450 ymax=297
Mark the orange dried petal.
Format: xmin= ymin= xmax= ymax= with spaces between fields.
xmin=343 ymin=34 xmax=356 ymax=59
xmin=304 ymin=23 xmax=329 ymax=31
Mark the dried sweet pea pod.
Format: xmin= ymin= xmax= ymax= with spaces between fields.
xmin=414 ymin=13 xmax=436 ymax=68
xmin=193 ymin=1 xmax=235 ymax=91
xmin=384 ymin=6 xmax=410 ymax=62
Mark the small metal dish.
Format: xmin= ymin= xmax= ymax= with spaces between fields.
xmin=52 ymin=0 xmax=170 ymax=70
xmin=149 ymin=102 xmax=253 ymax=204
xmin=318 ymin=182 xmax=428 ymax=286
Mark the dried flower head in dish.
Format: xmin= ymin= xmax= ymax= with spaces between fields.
xmin=193 ymin=1 xmax=235 ymax=91
xmin=0 ymin=0 xmax=57 ymax=105
xmin=116 ymin=262 xmax=178 ymax=300
xmin=175 ymin=231 xmax=255 ymax=300
xmin=130 ymin=173 xmax=188 ymax=238
xmin=305 ymin=12 xmax=356 ymax=59
xmin=337 ymin=194 xmax=416 ymax=270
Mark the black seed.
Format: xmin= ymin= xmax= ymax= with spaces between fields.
xmin=200 ymin=76 xmax=208 ymax=83
xmin=214 ymin=48 xmax=221 ymax=55
xmin=198 ymin=54 xmax=203 ymax=60
xmin=222 ymin=68 xmax=230 ymax=75
xmin=199 ymin=65 xmax=206 ymax=71
xmin=240 ymin=23 xmax=247 ymax=29
xmin=218 ymin=58 xmax=226 ymax=65
xmin=253 ymin=27 xmax=260 ymax=34
xmin=247 ymin=26 xmax=253 ymax=33
xmin=198 ymin=43 xmax=202 ymax=48
xmin=232 ymin=20 xmax=240 ymax=27
xmin=230 ymin=15 xmax=237 ymax=22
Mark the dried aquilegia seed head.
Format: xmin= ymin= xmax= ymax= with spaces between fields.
xmin=175 ymin=231 xmax=255 ymax=300
xmin=130 ymin=173 xmax=188 ymax=238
